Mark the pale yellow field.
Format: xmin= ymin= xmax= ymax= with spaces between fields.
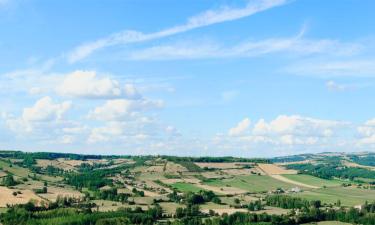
xmin=195 ymin=183 xmax=248 ymax=195
xmin=36 ymin=159 xmax=76 ymax=171
xmin=38 ymin=186 xmax=84 ymax=202
xmin=0 ymin=170 xmax=7 ymax=177
xmin=270 ymin=174 xmax=318 ymax=189
xmin=57 ymin=158 xmax=93 ymax=167
xmin=0 ymin=186 xmax=43 ymax=207
xmin=257 ymin=163 xmax=297 ymax=175
xmin=165 ymin=162 xmax=188 ymax=173
xmin=195 ymin=162 xmax=253 ymax=169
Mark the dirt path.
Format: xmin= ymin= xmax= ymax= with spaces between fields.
xmin=195 ymin=183 xmax=248 ymax=195
xmin=270 ymin=174 xmax=319 ymax=189
xmin=256 ymin=164 xmax=318 ymax=189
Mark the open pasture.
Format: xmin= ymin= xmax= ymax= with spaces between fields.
xmin=291 ymin=186 xmax=375 ymax=206
xmin=171 ymin=182 xmax=206 ymax=193
xmin=204 ymin=175 xmax=296 ymax=193
xmin=282 ymin=174 xmax=345 ymax=188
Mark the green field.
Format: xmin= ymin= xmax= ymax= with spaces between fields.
xmin=302 ymin=222 xmax=352 ymax=225
xmin=291 ymin=186 xmax=375 ymax=206
xmin=0 ymin=159 xmax=30 ymax=177
xmin=204 ymin=175 xmax=295 ymax=192
xmin=282 ymin=174 xmax=345 ymax=187
xmin=171 ymin=182 xmax=205 ymax=193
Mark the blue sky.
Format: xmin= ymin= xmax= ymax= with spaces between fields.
xmin=1 ymin=0 xmax=375 ymax=157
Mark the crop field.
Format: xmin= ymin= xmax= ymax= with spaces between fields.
xmin=195 ymin=162 xmax=253 ymax=169
xmin=2 ymin=151 xmax=375 ymax=224
xmin=0 ymin=186 xmax=43 ymax=207
xmin=171 ymin=182 xmax=206 ymax=193
xmin=204 ymin=175 xmax=296 ymax=192
xmin=302 ymin=222 xmax=352 ymax=225
xmin=282 ymin=174 xmax=345 ymax=187
xmin=257 ymin=163 xmax=297 ymax=175
xmin=291 ymin=186 xmax=375 ymax=206
xmin=0 ymin=159 xmax=30 ymax=177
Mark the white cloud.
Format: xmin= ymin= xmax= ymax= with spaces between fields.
xmin=22 ymin=96 xmax=71 ymax=122
xmin=326 ymin=80 xmax=349 ymax=92
xmin=88 ymin=99 xmax=163 ymax=121
xmin=68 ymin=0 xmax=288 ymax=62
xmin=229 ymin=118 xmax=251 ymax=136
xmin=57 ymin=70 xmax=122 ymax=98
xmin=125 ymin=28 xmax=362 ymax=61
xmin=252 ymin=115 xmax=342 ymax=137
xmin=286 ymin=59 xmax=375 ymax=78
xmin=357 ymin=119 xmax=375 ymax=145
xmin=2 ymin=97 xmax=75 ymax=141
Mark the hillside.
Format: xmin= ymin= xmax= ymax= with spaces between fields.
xmin=1 ymin=151 xmax=375 ymax=224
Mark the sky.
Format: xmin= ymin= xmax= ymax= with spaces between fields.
xmin=1 ymin=0 xmax=375 ymax=157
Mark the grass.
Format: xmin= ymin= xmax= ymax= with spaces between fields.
xmin=282 ymin=174 xmax=345 ymax=187
xmin=204 ymin=175 xmax=295 ymax=192
xmin=302 ymin=222 xmax=352 ymax=225
xmin=291 ymin=186 xmax=375 ymax=206
xmin=159 ymin=202 xmax=184 ymax=215
xmin=0 ymin=207 xmax=7 ymax=213
xmin=200 ymin=202 xmax=229 ymax=210
xmin=0 ymin=159 xmax=30 ymax=177
xmin=171 ymin=182 xmax=205 ymax=193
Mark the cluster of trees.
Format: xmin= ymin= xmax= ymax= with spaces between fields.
xmin=1 ymin=174 xmax=18 ymax=187
xmin=271 ymin=155 xmax=311 ymax=163
xmin=0 ymin=201 xmax=162 ymax=225
xmin=287 ymin=163 xmax=375 ymax=180
xmin=175 ymin=204 xmax=201 ymax=218
xmin=162 ymin=156 xmax=269 ymax=163
xmin=65 ymin=171 xmax=111 ymax=190
xmin=248 ymin=200 xmax=263 ymax=211
xmin=265 ymin=195 xmax=321 ymax=209
xmin=349 ymin=155 xmax=375 ymax=166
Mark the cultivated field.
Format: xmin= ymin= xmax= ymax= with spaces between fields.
xmin=0 ymin=186 xmax=43 ymax=207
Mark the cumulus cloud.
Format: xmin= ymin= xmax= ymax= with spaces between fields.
xmin=252 ymin=115 xmax=342 ymax=137
xmin=88 ymin=99 xmax=163 ymax=121
xmin=225 ymin=115 xmax=349 ymax=149
xmin=56 ymin=70 xmax=122 ymax=98
xmin=3 ymin=97 xmax=74 ymax=139
xmin=55 ymin=70 xmax=145 ymax=100
xmin=22 ymin=96 xmax=71 ymax=122
xmin=357 ymin=118 xmax=375 ymax=145
xmin=228 ymin=118 xmax=251 ymax=136
xmin=68 ymin=0 xmax=288 ymax=62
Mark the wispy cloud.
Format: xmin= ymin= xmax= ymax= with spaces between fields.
xmin=286 ymin=59 xmax=375 ymax=78
xmin=125 ymin=29 xmax=362 ymax=61
xmin=67 ymin=0 xmax=289 ymax=63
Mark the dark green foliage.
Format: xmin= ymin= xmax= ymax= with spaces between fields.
xmin=248 ymin=200 xmax=263 ymax=211
xmin=349 ymin=154 xmax=375 ymax=166
xmin=287 ymin=163 xmax=375 ymax=180
xmin=0 ymin=202 xmax=161 ymax=225
xmin=162 ymin=156 xmax=269 ymax=163
xmin=265 ymin=195 xmax=321 ymax=209
xmin=2 ymin=174 xmax=18 ymax=187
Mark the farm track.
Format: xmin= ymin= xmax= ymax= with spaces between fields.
xmin=256 ymin=164 xmax=319 ymax=189
xmin=270 ymin=174 xmax=319 ymax=189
